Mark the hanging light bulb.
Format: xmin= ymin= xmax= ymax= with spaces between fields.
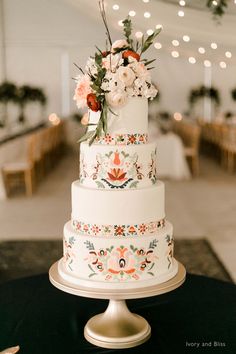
xmin=129 ymin=10 xmax=136 ymax=17
xmin=172 ymin=40 xmax=180 ymax=47
xmin=178 ymin=10 xmax=185 ymax=17
xmin=171 ymin=51 xmax=179 ymax=58
xmin=198 ymin=47 xmax=205 ymax=54
xmin=225 ymin=51 xmax=232 ymax=58
xmin=144 ymin=12 xmax=151 ymax=18
xmin=189 ymin=57 xmax=196 ymax=64
xmin=219 ymin=61 xmax=227 ymax=69
xmin=183 ymin=35 xmax=190 ymax=42
xmin=211 ymin=42 xmax=217 ymax=49
xmin=135 ymin=31 xmax=143 ymax=39
xmin=154 ymin=42 xmax=162 ymax=49
xmin=112 ymin=4 xmax=119 ymax=10
xmin=204 ymin=60 xmax=211 ymax=67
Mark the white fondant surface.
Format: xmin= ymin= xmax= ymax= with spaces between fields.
xmin=80 ymin=142 xmax=157 ymax=190
xmin=71 ymin=181 xmax=165 ymax=225
xmin=60 ymin=220 xmax=177 ymax=289
xmin=88 ymin=97 xmax=148 ymax=136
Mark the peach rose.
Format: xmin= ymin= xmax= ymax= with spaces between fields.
xmin=73 ymin=75 xmax=92 ymax=109
xmin=106 ymin=90 xmax=128 ymax=108
xmin=117 ymin=66 xmax=135 ymax=87
xmin=111 ymin=39 xmax=129 ymax=53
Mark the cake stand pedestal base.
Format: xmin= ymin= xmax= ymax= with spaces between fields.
xmin=49 ymin=261 xmax=186 ymax=349
xmin=84 ymin=299 xmax=151 ymax=349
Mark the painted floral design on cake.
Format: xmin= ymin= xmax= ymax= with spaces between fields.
xmin=80 ymin=149 xmax=157 ymax=189
xmin=84 ymin=239 xmax=158 ymax=281
xmin=166 ymin=234 xmax=174 ymax=269
xmin=64 ymin=236 xmax=76 ymax=270
xmin=96 ymin=133 xmax=148 ymax=145
xmin=72 ymin=218 xmax=165 ymax=237
xmin=147 ymin=148 xmax=157 ymax=185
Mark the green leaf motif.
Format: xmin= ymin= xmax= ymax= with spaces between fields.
xmin=129 ymin=181 xmax=139 ymax=189
xmin=147 ymin=272 xmax=154 ymax=276
xmin=95 ymin=181 xmax=105 ymax=189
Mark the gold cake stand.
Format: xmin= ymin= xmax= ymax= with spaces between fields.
xmin=49 ymin=260 xmax=186 ymax=349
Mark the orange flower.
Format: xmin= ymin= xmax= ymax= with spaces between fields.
xmin=122 ymin=50 xmax=140 ymax=61
xmin=108 ymin=168 xmax=126 ymax=181
xmin=87 ymin=93 xmax=101 ymax=112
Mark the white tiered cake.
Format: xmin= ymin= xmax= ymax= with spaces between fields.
xmin=58 ymin=97 xmax=178 ymax=289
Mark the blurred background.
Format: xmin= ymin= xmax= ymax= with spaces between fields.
xmin=0 ymin=0 xmax=235 ymax=284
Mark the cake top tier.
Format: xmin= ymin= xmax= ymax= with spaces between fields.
xmin=73 ymin=5 xmax=161 ymax=146
xmin=88 ymin=97 xmax=148 ymax=142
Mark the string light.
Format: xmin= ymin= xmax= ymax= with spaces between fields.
xmin=144 ymin=12 xmax=151 ymax=18
xmin=156 ymin=24 xmax=163 ymax=30
xmin=204 ymin=60 xmax=211 ymax=67
xmin=183 ymin=35 xmax=190 ymax=42
xmin=172 ymin=40 xmax=180 ymax=47
xmin=225 ymin=51 xmax=232 ymax=58
xmin=171 ymin=51 xmax=179 ymax=58
xmin=174 ymin=112 xmax=183 ymax=121
xmin=211 ymin=42 xmax=217 ymax=49
xmin=129 ymin=10 xmax=136 ymax=17
xmin=118 ymin=20 xmax=124 ymax=27
xmin=135 ymin=31 xmax=143 ymax=39
xmin=178 ymin=10 xmax=185 ymax=17
xmin=143 ymin=0 xmax=150 ymax=2
xmin=147 ymin=29 xmax=154 ymax=36
xmin=112 ymin=4 xmax=119 ymax=10
xmin=154 ymin=42 xmax=162 ymax=49
xmin=220 ymin=61 xmax=227 ymax=69
xmin=212 ymin=0 xmax=218 ymax=5
xmin=189 ymin=57 xmax=196 ymax=64
xmin=179 ymin=0 xmax=186 ymax=6
xmin=198 ymin=47 xmax=205 ymax=54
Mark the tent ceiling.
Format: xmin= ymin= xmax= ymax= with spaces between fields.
xmin=161 ymin=0 xmax=236 ymax=15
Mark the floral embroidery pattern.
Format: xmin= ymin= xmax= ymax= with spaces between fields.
xmin=72 ymin=218 xmax=165 ymax=237
xmin=84 ymin=239 xmax=158 ymax=281
xmin=166 ymin=234 xmax=174 ymax=269
xmin=64 ymin=236 xmax=76 ymax=270
xmin=79 ymin=152 xmax=88 ymax=184
xmin=147 ymin=148 xmax=157 ymax=185
xmin=96 ymin=133 xmax=148 ymax=145
xmin=80 ymin=149 xmax=156 ymax=189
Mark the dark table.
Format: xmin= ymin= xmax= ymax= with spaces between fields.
xmin=0 ymin=273 xmax=235 ymax=354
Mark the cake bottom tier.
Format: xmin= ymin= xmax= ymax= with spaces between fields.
xmin=59 ymin=221 xmax=178 ymax=289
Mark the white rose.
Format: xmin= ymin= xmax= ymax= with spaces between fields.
xmin=106 ymin=90 xmax=128 ymax=108
xmin=111 ymin=39 xmax=129 ymax=53
xmin=102 ymin=54 xmax=123 ymax=72
xmin=117 ymin=66 xmax=135 ymax=87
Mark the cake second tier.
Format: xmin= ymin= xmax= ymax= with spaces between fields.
xmin=80 ymin=141 xmax=157 ymax=190
xmin=71 ymin=181 xmax=165 ymax=236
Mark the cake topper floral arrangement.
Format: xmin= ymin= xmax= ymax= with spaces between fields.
xmin=74 ymin=0 xmax=161 ymax=145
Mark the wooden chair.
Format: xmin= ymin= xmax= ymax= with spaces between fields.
xmin=221 ymin=126 xmax=236 ymax=172
xmin=2 ymin=134 xmax=37 ymax=197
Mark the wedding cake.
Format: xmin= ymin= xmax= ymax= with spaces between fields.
xmin=58 ymin=11 xmax=178 ymax=289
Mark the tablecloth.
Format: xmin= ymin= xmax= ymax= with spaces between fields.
xmin=0 ymin=273 xmax=235 ymax=354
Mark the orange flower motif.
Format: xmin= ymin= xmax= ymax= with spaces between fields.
xmin=113 ymin=151 xmax=121 ymax=165
xmin=128 ymin=134 xmax=136 ymax=144
xmin=128 ymin=225 xmax=137 ymax=235
xmin=108 ymin=168 xmax=127 ymax=181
